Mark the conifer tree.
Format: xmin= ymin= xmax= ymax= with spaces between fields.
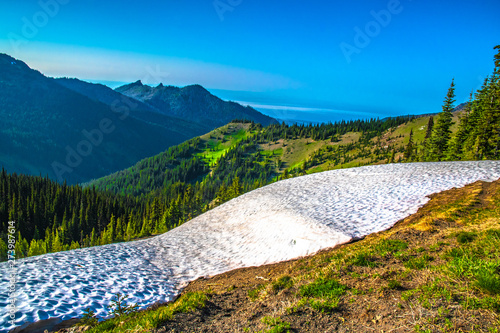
xmin=420 ymin=116 xmax=434 ymax=160
xmin=404 ymin=129 xmax=414 ymax=161
xmin=428 ymin=79 xmax=456 ymax=161
xmin=389 ymin=149 xmax=395 ymax=163
xmin=52 ymin=230 xmax=63 ymax=252
xmin=447 ymin=92 xmax=473 ymax=160
xmin=139 ymin=217 xmax=151 ymax=237
xmin=473 ymin=45 xmax=500 ymax=159
xmin=0 ymin=238 xmax=7 ymax=260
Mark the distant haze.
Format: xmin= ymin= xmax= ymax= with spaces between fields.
xmin=1 ymin=0 xmax=499 ymax=120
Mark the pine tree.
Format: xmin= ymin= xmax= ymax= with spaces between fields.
xmin=115 ymin=217 xmax=123 ymax=242
xmin=389 ymin=149 xmax=395 ymax=163
xmin=473 ymin=46 xmax=500 ymax=159
xmin=125 ymin=221 xmax=134 ymax=241
xmin=52 ymin=229 xmax=63 ymax=253
xmin=0 ymin=238 xmax=7 ymax=260
xmin=428 ymin=79 xmax=456 ymax=161
xmin=404 ymin=129 xmax=414 ymax=161
xmin=139 ymin=217 xmax=151 ymax=237
xmin=447 ymin=92 xmax=473 ymax=160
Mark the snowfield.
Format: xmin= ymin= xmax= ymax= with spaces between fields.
xmin=2 ymin=161 xmax=500 ymax=331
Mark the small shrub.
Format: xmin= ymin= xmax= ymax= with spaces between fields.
xmin=78 ymin=307 xmax=98 ymax=327
xmin=308 ymin=298 xmax=340 ymax=313
xmin=272 ymin=276 xmax=293 ymax=293
xmin=475 ymin=269 xmax=500 ymax=295
xmin=387 ymin=279 xmax=402 ymax=290
xmin=352 ymin=252 xmax=378 ymax=267
xmin=107 ymin=293 xmax=139 ymax=317
xmin=248 ymin=284 xmax=265 ymax=301
xmin=456 ymin=231 xmax=477 ymax=244
xmin=261 ymin=316 xmax=291 ymax=333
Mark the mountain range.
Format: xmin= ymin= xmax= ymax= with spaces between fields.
xmin=0 ymin=54 xmax=276 ymax=184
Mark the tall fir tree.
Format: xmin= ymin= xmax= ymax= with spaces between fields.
xmin=404 ymin=129 xmax=414 ymax=161
xmin=428 ymin=79 xmax=456 ymax=161
xmin=420 ymin=116 xmax=434 ymax=160
xmin=447 ymin=92 xmax=473 ymax=160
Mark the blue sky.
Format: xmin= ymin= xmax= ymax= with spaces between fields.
xmin=1 ymin=0 xmax=499 ymax=121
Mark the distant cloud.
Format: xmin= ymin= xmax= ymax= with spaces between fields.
xmin=235 ymin=100 xmax=381 ymax=123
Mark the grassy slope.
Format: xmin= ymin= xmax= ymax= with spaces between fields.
xmin=197 ymin=123 xmax=254 ymax=166
xmin=83 ymin=179 xmax=500 ymax=333
xmin=88 ymin=112 xmax=458 ymax=196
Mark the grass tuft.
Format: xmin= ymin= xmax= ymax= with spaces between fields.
xmin=298 ymin=277 xmax=347 ymax=299
xmin=374 ymin=239 xmax=408 ymax=256
xmin=456 ymin=231 xmax=477 ymax=244
xmin=404 ymin=254 xmax=434 ymax=270
xmin=272 ymin=275 xmax=293 ymax=293
xmin=351 ymin=252 xmax=378 ymax=267
xmin=248 ymin=284 xmax=266 ymax=301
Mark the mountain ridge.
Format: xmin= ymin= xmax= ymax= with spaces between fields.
xmin=115 ymin=80 xmax=277 ymax=128
xmin=0 ymin=54 xmax=277 ymax=184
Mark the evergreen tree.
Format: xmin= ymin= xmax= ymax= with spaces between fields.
xmin=404 ymin=129 xmax=414 ymax=161
xmin=52 ymin=230 xmax=64 ymax=253
xmin=0 ymin=238 xmax=7 ymax=260
xmin=389 ymin=149 xmax=395 ymax=163
xmin=428 ymin=79 xmax=456 ymax=161
xmin=420 ymin=116 xmax=434 ymax=160
xmin=447 ymin=92 xmax=473 ymax=160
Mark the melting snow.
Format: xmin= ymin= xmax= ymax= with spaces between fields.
xmin=1 ymin=161 xmax=500 ymax=331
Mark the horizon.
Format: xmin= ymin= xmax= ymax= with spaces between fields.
xmin=1 ymin=0 xmax=499 ymax=122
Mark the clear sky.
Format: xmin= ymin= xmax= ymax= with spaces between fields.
xmin=1 ymin=0 xmax=499 ymax=121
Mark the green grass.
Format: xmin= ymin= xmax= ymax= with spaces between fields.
xmin=197 ymin=124 xmax=255 ymax=166
xmin=351 ymin=252 xmax=378 ymax=268
xmin=248 ymin=284 xmax=266 ymax=301
xmin=87 ymin=291 xmax=207 ymax=333
xmin=374 ymin=239 xmax=408 ymax=256
xmin=456 ymin=231 xmax=478 ymax=244
xmin=291 ymin=277 xmax=348 ymax=313
xmin=387 ymin=279 xmax=403 ymax=290
xmin=260 ymin=316 xmax=291 ymax=333
xmin=307 ymin=297 xmax=341 ymax=313
xmin=272 ymin=275 xmax=293 ymax=293
xmin=404 ymin=254 xmax=434 ymax=270
xmin=298 ymin=277 xmax=347 ymax=299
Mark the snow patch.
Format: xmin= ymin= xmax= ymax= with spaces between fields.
xmin=1 ymin=161 xmax=500 ymax=331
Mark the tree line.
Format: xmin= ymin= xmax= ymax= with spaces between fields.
xmin=405 ymin=45 xmax=499 ymax=162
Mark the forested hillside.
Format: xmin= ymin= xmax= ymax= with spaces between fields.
xmin=0 ymin=54 xmax=276 ymax=184
xmin=1 ymin=46 xmax=498 ymax=261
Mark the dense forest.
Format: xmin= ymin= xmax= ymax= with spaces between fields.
xmin=1 ymin=46 xmax=499 ymax=260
